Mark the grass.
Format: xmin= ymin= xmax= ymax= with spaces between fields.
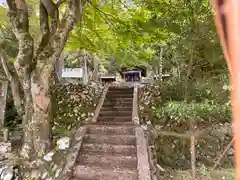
xmin=159 ymin=168 xmax=235 ymax=180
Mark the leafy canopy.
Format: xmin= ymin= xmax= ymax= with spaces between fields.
xmin=66 ymin=0 xmax=171 ymax=68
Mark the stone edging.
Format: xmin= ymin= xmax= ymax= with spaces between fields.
xmin=58 ymin=126 xmax=87 ymax=180
xmin=135 ymin=126 xmax=151 ymax=180
xmin=91 ymin=83 xmax=109 ymax=123
xmin=132 ymin=85 xmax=140 ymax=124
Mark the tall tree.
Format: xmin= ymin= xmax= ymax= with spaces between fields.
xmin=1 ymin=0 xmax=85 ymax=159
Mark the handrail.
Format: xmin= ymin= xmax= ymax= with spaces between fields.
xmin=132 ymin=84 xmax=140 ymax=124
xmin=91 ymin=83 xmax=109 ymax=123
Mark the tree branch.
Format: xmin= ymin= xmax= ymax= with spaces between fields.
xmin=33 ymin=1 xmax=51 ymax=66
xmin=6 ymin=0 xmax=33 ymax=69
xmin=40 ymin=0 xmax=59 ymax=34
xmin=39 ymin=1 xmax=50 ymax=47
xmin=6 ymin=0 xmax=34 ymax=114
xmin=36 ymin=0 xmax=86 ymax=80
xmin=50 ymin=8 xmax=59 ymax=34
xmin=0 ymin=51 xmax=12 ymax=81
xmin=41 ymin=0 xmax=57 ymax=17
xmin=0 ymin=50 xmax=24 ymax=116
xmin=56 ymin=0 xmax=66 ymax=7
xmin=33 ymin=0 xmax=59 ymax=64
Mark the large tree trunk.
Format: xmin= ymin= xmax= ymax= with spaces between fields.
xmin=6 ymin=0 xmax=86 ymax=160
xmin=30 ymin=70 xmax=51 ymax=154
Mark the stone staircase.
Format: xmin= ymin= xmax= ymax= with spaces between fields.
xmin=72 ymin=87 xmax=141 ymax=180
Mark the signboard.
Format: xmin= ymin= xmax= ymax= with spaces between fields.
xmin=61 ymin=68 xmax=83 ymax=78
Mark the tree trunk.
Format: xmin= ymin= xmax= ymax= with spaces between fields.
xmin=0 ymin=80 xmax=8 ymax=131
xmin=20 ymin=101 xmax=34 ymax=159
xmin=6 ymin=0 xmax=86 ymax=160
xmin=29 ymin=69 xmax=52 ymax=155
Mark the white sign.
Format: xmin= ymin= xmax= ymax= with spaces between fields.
xmin=61 ymin=68 xmax=83 ymax=78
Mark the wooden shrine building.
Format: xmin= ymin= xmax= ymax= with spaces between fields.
xmin=120 ymin=66 xmax=147 ymax=82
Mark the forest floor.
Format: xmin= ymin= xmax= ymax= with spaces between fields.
xmin=158 ymin=168 xmax=235 ymax=180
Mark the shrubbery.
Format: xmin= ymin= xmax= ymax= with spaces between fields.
xmin=140 ymin=77 xmax=231 ymax=126
xmin=139 ymin=77 xmax=233 ymax=169
xmin=155 ymin=100 xmax=231 ymax=124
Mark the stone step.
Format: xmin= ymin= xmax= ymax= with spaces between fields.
xmin=109 ymin=87 xmax=133 ymax=90
xmin=86 ymin=125 xmax=135 ymax=135
xmin=81 ymin=143 xmax=136 ymax=156
xmin=108 ymin=87 xmax=133 ymax=91
xmin=93 ymin=121 xmax=134 ymax=125
xmin=101 ymin=107 xmax=133 ymax=111
xmin=105 ymin=97 xmax=133 ymax=101
xmin=107 ymin=93 xmax=133 ymax=95
xmin=77 ymin=153 xmax=137 ymax=169
xmin=98 ymin=113 xmax=132 ymax=119
xmin=99 ymin=111 xmax=132 ymax=116
xmin=98 ymin=114 xmax=132 ymax=118
xmin=103 ymin=100 xmax=133 ymax=107
xmin=102 ymin=104 xmax=132 ymax=109
xmin=106 ymin=93 xmax=133 ymax=98
xmin=73 ymin=165 xmax=138 ymax=180
xmin=107 ymin=89 xmax=132 ymax=93
xmin=100 ymin=110 xmax=132 ymax=113
xmin=105 ymin=99 xmax=133 ymax=103
xmin=102 ymin=101 xmax=133 ymax=108
xmin=103 ymin=100 xmax=133 ymax=104
xmin=106 ymin=93 xmax=133 ymax=96
xmin=97 ymin=116 xmax=132 ymax=122
xmin=83 ymin=134 xmax=136 ymax=145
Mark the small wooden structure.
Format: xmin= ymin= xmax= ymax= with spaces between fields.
xmin=120 ymin=66 xmax=146 ymax=82
xmin=100 ymin=76 xmax=116 ymax=84
xmin=123 ymin=70 xmax=141 ymax=82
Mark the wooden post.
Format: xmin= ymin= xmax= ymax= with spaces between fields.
xmin=83 ymin=50 xmax=88 ymax=85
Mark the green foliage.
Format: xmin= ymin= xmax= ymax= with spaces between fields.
xmin=146 ymin=0 xmax=227 ymax=79
xmin=140 ymin=76 xmax=231 ymax=126
xmin=155 ymin=100 xmax=231 ymax=123
xmin=0 ymin=6 xmax=8 ymax=27
xmin=144 ymin=76 xmax=230 ymax=104
xmin=139 ymin=81 xmax=233 ymax=170
xmin=0 ymin=28 xmax=18 ymax=58
xmin=66 ymin=0 xmax=171 ymax=68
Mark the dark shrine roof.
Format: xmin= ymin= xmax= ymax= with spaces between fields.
xmin=123 ymin=70 xmax=141 ymax=74
xmin=119 ymin=66 xmax=146 ymax=77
